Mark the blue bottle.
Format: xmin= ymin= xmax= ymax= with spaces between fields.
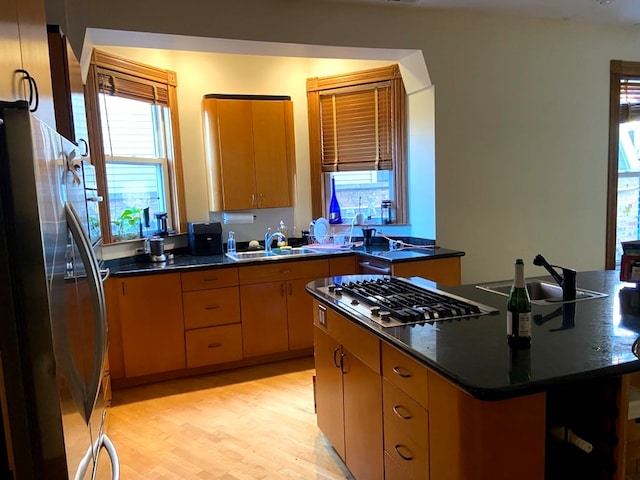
xmin=328 ymin=177 xmax=342 ymax=224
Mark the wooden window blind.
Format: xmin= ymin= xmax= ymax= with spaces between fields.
xmin=319 ymin=81 xmax=392 ymax=171
xmin=97 ymin=67 xmax=169 ymax=106
xmin=619 ymin=77 xmax=640 ymax=123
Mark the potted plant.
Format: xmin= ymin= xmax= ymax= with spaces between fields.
xmin=112 ymin=207 xmax=142 ymax=241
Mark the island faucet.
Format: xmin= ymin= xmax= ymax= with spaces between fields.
xmin=533 ymin=254 xmax=577 ymax=301
xmin=264 ymin=228 xmax=285 ymax=253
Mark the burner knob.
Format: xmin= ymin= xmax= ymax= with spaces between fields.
xmin=334 ymin=287 xmax=343 ymax=296
xmin=328 ymin=284 xmax=337 ymax=292
xmin=370 ymin=306 xmax=381 ymax=316
xmin=379 ymin=311 xmax=392 ymax=321
xmin=351 ymin=299 xmax=359 ymax=305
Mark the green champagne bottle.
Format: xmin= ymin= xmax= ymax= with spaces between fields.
xmin=507 ymin=258 xmax=532 ymax=347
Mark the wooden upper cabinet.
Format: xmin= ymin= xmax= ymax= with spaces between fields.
xmin=202 ymin=95 xmax=295 ymax=211
xmin=15 ymin=0 xmax=55 ymax=128
xmin=252 ymin=100 xmax=293 ymax=208
xmin=47 ymin=25 xmax=89 ymax=150
xmin=1 ymin=0 xmax=55 ymax=129
xmin=0 ymin=0 xmax=22 ymax=103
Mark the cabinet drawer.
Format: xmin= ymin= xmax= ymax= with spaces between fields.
xmin=185 ymin=324 xmax=243 ymax=368
xmin=383 ymin=379 xmax=429 ymax=480
xmin=183 ymin=287 xmax=240 ymax=329
xmin=239 ymin=259 xmax=328 ymax=284
xmin=314 ymin=302 xmax=380 ymax=373
xmin=181 ymin=267 xmax=239 ymax=291
xmin=382 ymin=342 xmax=429 ymax=408
xmin=329 ymin=255 xmax=357 ymax=276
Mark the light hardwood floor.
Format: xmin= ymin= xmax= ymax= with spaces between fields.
xmin=107 ymin=356 xmax=353 ymax=479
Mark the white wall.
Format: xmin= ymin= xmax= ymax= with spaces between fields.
xmin=56 ymin=0 xmax=640 ymax=283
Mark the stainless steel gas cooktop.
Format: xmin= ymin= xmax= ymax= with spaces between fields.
xmin=319 ymin=277 xmax=499 ymax=327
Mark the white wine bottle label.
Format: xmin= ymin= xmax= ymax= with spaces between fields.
xmin=507 ymin=311 xmax=531 ymax=337
xmin=517 ymin=312 xmax=531 ymax=336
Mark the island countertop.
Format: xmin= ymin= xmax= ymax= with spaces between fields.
xmin=305 ymin=270 xmax=640 ymax=400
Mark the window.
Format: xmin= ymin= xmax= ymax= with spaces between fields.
xmin=307 ymin=64 xmax=406 ymax=224
xmin=607 ymin=62 xmax=640 ymax=268
xmin=85 ymin=49 xmax=186 ymax=244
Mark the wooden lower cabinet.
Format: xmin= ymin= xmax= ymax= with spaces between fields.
xmin=185 ymin=324 xmax=243 ymax=368
xmin=358 ymin=256 xmax=461 ymax=286
xmin=314 ymin=326 xmax=345 ymax=458
xmin=383 ymin=379 xmax=429 ymax=479
xmin=240 ymin=259 xmax=329 ymax=356
xmin=313 ymin=304 xmax=383 ymax=480
xmin=115 ymin=273 xmax=186 ymax=378
xmin=314 ymin=301 xmax=546 ymax=480
xmin=241 ymin=282 xmax=289 ymax=357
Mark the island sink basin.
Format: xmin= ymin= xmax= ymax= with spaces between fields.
xmin=475 ymin=280 xmax=607 ymax=305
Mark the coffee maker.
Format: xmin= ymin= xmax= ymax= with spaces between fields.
xmin=188 ymin=221 xmax=223 ymax=255
xmin=154 ymin=212 xmax=172 ymax=237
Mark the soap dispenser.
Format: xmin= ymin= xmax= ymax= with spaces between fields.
xmin=278 ymin=220 xmax=288 ymax=247
xmin=227 ymin=231 xmax=236 ymax=254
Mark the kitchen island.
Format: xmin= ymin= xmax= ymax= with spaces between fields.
xmin=305 ymin=270 xmax=640 ymax=480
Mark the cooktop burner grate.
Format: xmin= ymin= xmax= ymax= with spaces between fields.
xmin=326 ymin=277 xmax=498 ymax=327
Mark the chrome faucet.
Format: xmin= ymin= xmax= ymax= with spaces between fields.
xmin=264 ymin=228 xmax=285 ymax=253
xmin=533 ymin=254 xmax=577 ymax=301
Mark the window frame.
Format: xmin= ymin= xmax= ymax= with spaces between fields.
xmin=306 ymin=64 xmax=407 ymax=223
xmin=85 ymin=49 xmax=187 ymax=245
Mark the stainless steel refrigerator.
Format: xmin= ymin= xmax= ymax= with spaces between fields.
xmin=0 ymin=101 xmax=118 ymax=479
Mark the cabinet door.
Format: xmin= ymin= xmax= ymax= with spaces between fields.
xmin=287 ymin=278 xmax=316 ymax=350
xmin=252 ymin=100 xmax=293 ymax=208
xmin=240 ymin=282 xmax=288 ymax=357
xmin=342 ymin=346 xmax=384 ymax=480
xmin=314 ymin=326 xmax=345 ymax=459
xmin=393 ymin=257 xmax=461 ymax=286
xmin=117 ymin=273 xmax=186 ymax=377
xmin=216 ymin=99 xmax=257 ymax=210
xmin=16 ymin=0 xmax=55 ymax=129
xmin=0 ymin=0 xmax=21 ymax=102
xmin=47 ymin=27 xmax=89 ymax=146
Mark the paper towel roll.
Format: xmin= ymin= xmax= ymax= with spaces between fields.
xmin=222 ymin=213 xmax=255 ymax=225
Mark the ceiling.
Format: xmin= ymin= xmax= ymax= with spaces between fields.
xmin=317 ymin=0 xmax=640 ymax=26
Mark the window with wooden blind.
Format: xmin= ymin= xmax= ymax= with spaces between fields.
xmin=606 ymin=61 xmax=640 ymax=268
xmin=85 ymin=49 xmax=186 ymax=244
xmin=307 ymin=64 xmax=406 ymax=224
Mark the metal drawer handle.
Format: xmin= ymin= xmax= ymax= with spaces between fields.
xmin=394 ymin=444 xmax=414 ymax=461
xmin=205 ymin=304 xmax=220 ymax=310
xmin=392 ymin=405 xmax=413 ymax=420
xmin=333 ymin=347 xmax=341 ymax=369
xmin=392 ymin=366 xmax=412 ymax=378
xmin=207 ymin=342 xmax=222 ymax=349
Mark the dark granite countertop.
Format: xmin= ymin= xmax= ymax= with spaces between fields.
xmin=104 ymin=238 xmax=464 ymax=277
xmin=306 ymin=270 xmax=640 ymax=400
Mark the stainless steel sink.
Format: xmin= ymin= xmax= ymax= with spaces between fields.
xmin=225 ymin=250 xmax=280 ymax=261
xmin=225 ymin=247 xmax=322 ymax=262
xmin=475 ymin=280 xmax=607 ymax=305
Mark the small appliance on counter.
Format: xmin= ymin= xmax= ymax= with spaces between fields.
xmin=147 ymin=237 xmax=166 ymax=262
xmin=188 ymin=221 xmax=223 ymax=255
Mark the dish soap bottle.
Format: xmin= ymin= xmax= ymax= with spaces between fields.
xmin=278 ymin=220 xmax=288 ymax=247
xmin=227 ymin=231 xmax=236 ymax=254
xmin=328 ymin=177 xmax=342 ymax=224
xmin=507 ymin=258 xmax=532 ymax=347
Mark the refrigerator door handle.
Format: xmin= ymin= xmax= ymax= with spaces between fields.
xmin=100 ymin=268 xmax=110 ymax=282
xmin=65 ymin=202 xmax=108 ymax=421
xmin=73 ymin=433 xmax=120 ymax=480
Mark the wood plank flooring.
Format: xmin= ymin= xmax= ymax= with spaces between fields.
xmin=107 ymin=356 xmax=353 ymax=479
